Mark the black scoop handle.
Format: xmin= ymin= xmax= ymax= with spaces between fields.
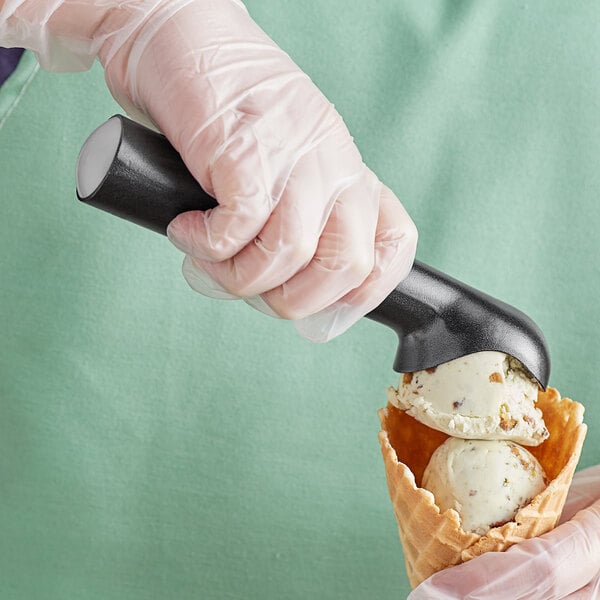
xmin=77 ymin=115 xmax=550 ymax=386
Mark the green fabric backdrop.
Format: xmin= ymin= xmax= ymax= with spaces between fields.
xmin=0 ymin=1 xmax=598 ymax=598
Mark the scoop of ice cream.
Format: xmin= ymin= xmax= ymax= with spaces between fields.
xmin=422 ymin=437 xmax=547 ymax=535
xmin=386 ymin=351 xmax=548 ymax=445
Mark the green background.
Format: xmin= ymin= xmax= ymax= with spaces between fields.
xmin=0 ymin=1 xmax=598 ymax=598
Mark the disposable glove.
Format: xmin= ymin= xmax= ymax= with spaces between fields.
xmin=409 ymin=465 xmax=600 ymax=600
xmin=0 ymin=0 xmax=418 ymax=342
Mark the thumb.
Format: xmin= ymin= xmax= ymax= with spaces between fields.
xmin=560 ymin=465 xmax=600 ymax=523
xmin=409 ymin=500 xmax=600 ymax=600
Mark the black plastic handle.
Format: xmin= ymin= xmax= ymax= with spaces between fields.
xmin=77 ymin=115 xmax=218 ymax=232
xmin=77 ymin=115 xmax=550 ymax=386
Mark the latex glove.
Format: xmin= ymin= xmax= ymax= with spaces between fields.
xmin=409 ymin=465 xmax=600 ymax=600
xmin=0 ymin=0 xmax=418 ymax=342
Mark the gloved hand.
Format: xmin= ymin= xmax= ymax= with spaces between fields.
xmin=0 ymin=0 xmax=418 ymax=342
xmin=409 ymin=465 xmax=600 ymax=599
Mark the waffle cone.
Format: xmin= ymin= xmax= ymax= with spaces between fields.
xmin=378 ymin=387 xmax=586 ymax=589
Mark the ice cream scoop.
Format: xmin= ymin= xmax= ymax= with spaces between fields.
xmin=76 ymin=115 xmax=551 ymax=387
xmin=387 ymin=351 xmax=548 ymax=445
xmin=422 ymin=437 xmax=547 ymax=535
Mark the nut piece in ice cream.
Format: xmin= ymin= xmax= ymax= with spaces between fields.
xmin=422 ymin=438 xmax=547 ymax=535
xmin=387 ymin=351 xmax=549 ymax=445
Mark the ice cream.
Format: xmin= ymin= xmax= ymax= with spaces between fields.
xmin=422 ymin=438 xmax=547 ymax=535
xmin=386 ymin=351 xmax=548 ymax=445
xmin=377 ymin=388 xmax=587 ymax=588
xmin=390 ymin=351 xmax=550 ymax=535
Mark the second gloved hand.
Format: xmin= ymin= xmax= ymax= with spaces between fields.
xmin=100 ymin=0 xmax=418 ymax=341
xmin=409 ymin=465 xmax=600 ymax=600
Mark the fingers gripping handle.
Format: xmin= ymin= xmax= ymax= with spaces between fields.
xmin=76 ymin=115 xmax=550 ymax=386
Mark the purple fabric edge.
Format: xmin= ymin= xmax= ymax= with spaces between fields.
xmin=0 ymin=47 xmax=25 ymax=88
